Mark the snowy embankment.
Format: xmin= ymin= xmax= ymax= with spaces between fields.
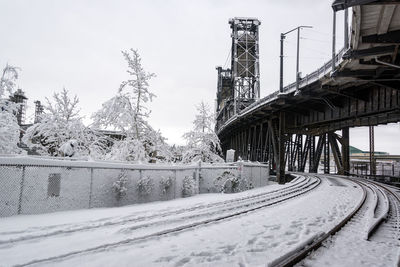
xmin=0 ymin=174 xmax=363 ymax=266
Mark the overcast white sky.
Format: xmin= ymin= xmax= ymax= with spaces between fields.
xmin=1 ymin=0 xmax=399 ymax=154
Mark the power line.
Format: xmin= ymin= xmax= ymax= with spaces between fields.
xmin=223 ymin=47 xmax=231 ymax=69
xmin=285 ymin=40 xmax=330 ymax=57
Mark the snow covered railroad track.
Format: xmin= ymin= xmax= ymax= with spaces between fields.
xmin=362 ymin=180 xmax=400 ymax=243
xmin=278 ymin=175 xmax=400 ymax=267
xmin=1 ymin=175 xmax=321 ymax=266
xmin=0 ymin=175 xmax=310 ymax=245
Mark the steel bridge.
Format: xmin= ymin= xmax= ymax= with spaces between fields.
xmin=215 ymin=0 xmax=400 ymax=183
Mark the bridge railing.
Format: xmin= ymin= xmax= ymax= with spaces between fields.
xmin=216 ymin=47 xmax=347 ymax=133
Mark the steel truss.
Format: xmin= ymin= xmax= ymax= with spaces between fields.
xmin=222 ymin=117 xmax=351 ymax=183
xmin=230 ymin=17 xmax=261 ymax=113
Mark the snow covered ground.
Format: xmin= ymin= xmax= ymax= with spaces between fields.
xmin=302 ymin=178 xmax=400 ymax=267
xmin=0 ymin=175 xmax=388 ymax=266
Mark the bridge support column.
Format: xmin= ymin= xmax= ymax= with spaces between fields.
xmin=324 ymin=133 xmax=330 ymax=174
xmin=329 ymin=132 xmax=343 ymax=174
xmin=287 ymin=134 xmax=293 ymax=171
xmin=297 ymin=134 xmax=303 ymax=171
xmin=369 ymin=126 xmax=376 ymax=176
xmin=309 ymin=136 xmax=315 ymax=173
xmin=277 ymin=112 xmax=286 ymax=184
xmin=342 ymin=127 xmax=350 ymax=175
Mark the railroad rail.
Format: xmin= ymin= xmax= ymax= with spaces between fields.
xmin=270 ymin=174 xmax=400 ymax=267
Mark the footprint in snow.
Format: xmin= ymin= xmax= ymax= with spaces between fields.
xmin=286 ymin=240 xmax=298 ymax=246
xmin=154 ymin=255 xmax=177 ymax=263
xmin=247 ymin=237 xmax=258 ymax=245
xmin=174 ymin=257 xmax=191 ymax=267
xmin=264 ymin=224 xmax=281 ymax=230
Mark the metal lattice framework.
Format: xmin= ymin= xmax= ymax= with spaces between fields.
xmin=230 ymin=17 xmax=261 ymax=113
xmin=9 ymin=89 xmax=28 ymax=126
xmin=34 ymin=100 xmax=44 ymax=124
xmin=216 ymin=66 xmax=233 ymax=121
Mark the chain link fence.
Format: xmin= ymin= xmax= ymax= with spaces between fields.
xmin=0 ymin=157 xmax=269 ymax=217
xmin=350 ymin=161 xmax=400 ymax=177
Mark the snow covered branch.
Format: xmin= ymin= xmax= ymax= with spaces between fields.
xmin=0 ymin=64 xmax=22 ymax=154
xmin=182 ymin=101 xmax=224 ymax=163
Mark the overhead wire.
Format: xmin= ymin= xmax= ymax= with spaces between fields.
xmin=223 ymin=47 xmax=231 ymax=69
xmin=284 ymin=40 xmax=331 ymax=57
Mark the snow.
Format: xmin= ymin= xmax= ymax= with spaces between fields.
xmin=0 ymin=175 xmax=370 ymax=266
xmin=302 ymin=180 xmax=400 ymax=267
xmin=59 ymin=139 xmax=78 ymax=157
xmin=0 ymin=64 xmax=22 ymax=155
xmin=0 ymin=155 xmax=201 ymax=170
xmin=0 ymin=110 xmax=21 ymax=154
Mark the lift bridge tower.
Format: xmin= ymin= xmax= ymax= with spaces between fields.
xmin=216 ymin=17 xmax=260 ymax=122
xmin=231 ymin=17 xmax=260 ymax=113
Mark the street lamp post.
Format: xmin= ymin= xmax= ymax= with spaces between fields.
xmin=279 ymin=25 xmax=313 ymax=93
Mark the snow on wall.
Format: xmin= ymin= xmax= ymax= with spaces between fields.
xmin=199 ymin=167 xmax=239 ymax=193
xmin=21 ymin=167 xmax=92 ymax=215
xmin=0 ymin=157 xmax=269 ymax=217
xmin=0 ymin=166 xmax=22 ymax=216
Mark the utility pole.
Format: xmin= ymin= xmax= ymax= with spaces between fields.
xmin=279 ymin=25 xmax=312 ymax=94
xmin=280 ymin=33 xmax=284 ymax=93
xmin=296 ymin=28 xmax=300 ymax=92
xmin=332 ymin=10 xmax=337 ymax=71
xmin=344 ymin=8 xmax=349 ymax=49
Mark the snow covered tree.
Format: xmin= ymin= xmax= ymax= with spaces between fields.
xmin=0 ymin=64 xmax=19 ymax=98
xmin=143 ymin=126 xmax=172 ymax=162
xmin=0 ymin=64 xmax=22 ymax=154
xmin=23 ymin=88 xmax=107 ymax=157
xmin=92 ymin=49 xmax=168 ymax=162
xmin=182 ymin=101 xmax=224 ymax=163
xmin=119 ymin=49 xmax=156 ymax=139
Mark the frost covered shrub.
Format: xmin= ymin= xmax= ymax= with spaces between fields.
xmin=160 ymin=176 xmax=173 ymax=195
xmin=182 ymin=102 xmax=224 ymax=163
xmin=214 ymin=171 xmax=247 ymax=193
xmin=0 ymin=64 xmax=22 ymax=155
xmin=0 ymin=109 xmax=21 ymax=154
xmin=112 ymin=171 xmax=128 ymax=200
xmin=247 ymin=181 xmax=254 ymax=190
xmin=137 ymin=175 xmax=154 ymax=197
xmin=182 ymin=175 xmax=196 ymax=197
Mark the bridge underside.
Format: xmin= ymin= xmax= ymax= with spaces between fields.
xmin=218 ymin=81 xmax=400 ymax=180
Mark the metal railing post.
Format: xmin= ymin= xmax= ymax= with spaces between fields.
xmin=17 ymin=166 xmax=26 ymax=215
xmin=174 ymin=169 xmax=177 ymax=198
xmin=88 ymin=167 xmax=94 ymax=208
